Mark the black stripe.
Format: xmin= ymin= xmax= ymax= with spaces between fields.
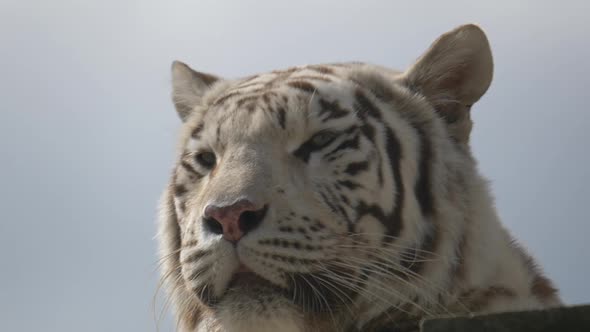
xmin=337 ymin=180 xmax=361 ymax=190
xmin=277 ymin=106 xmax=287 ymax=129
xmin=343 ymin=125 xmax=359 ymax=135
xmin=326 ymin=154 xmax=344 ymax=163
xmin=166 ymin=182 xmax=182 ymax=251
xmin=414 ymin=126 xmax=435 ymax=217
xmin=355 ymin=201 xmax=392 ymax=233
xmin=234 ymin=81 xmax=264 ymax=91
xmin=353 ymin=129 xmax=405 ymax=238
xmin=174 ymin=184 xmax=187 ymax=196
xmin=344 ymin=161 xmax=369 ymax=176
xmin=339 ymin=194 xmax=351 ymax=207
xmin=287 ymin=81 xmax=316 ymax=93
xmin=318 ymin=184 xmax=353 ymax=231
xmin=352 ymin=90 xmax=405 ymax=239
xmin=377 ymin=160 xmax=384 ymax=187
xmin=353 ymin=92 xmax=377 ymax=143
xmin=177 ymin=201 xmax=186 ymax=214
xmin=236 ymin=95 xmax=260 ymax=108
xmin=354 ymin=89 xmax=382 ymax=120
xmin=216 ymin=124 xmax=221 ymax=144
xmin=324 ymin=134 xmax=360 ymax=158
xmin=191 ymin=124 xmax=204 ymax=139
xmin=383 ymin=127 xmax=405 ymax=241
xmin=318 ymin=98 xmax=350 ymax=122
xmin=398 ymin=122 xmax=439 ymax=276
xmin=294 ymin=131 xmax=341 ymax=163
xmin=271 ymin=67 xmax=297 ymax=76
xmin=293 ymin=141 xmax=314 ymax=163
xmin=291 ymin=75 xmax=332 ymax=82
xmin=306 ymin=65 xmax=335 ymax=75
xmin=181 ymin=249 xmax=211 ymax=264
xmin=213 ymin=91 xmax=241 ymax=105
xmin=360 ymin=123 xmax=376 ymax=143
xmin=318 ymin=189 xmax=339 ymax=215
xmin=356 ymin=75 xmax=438 ymax=271
xmin=323 ymin=184 xmax=353 ymax=225
xmin=246 ymin=102 xmax=256 ymax=113
xmin=180 ymin=160 xmax=203 ymax=178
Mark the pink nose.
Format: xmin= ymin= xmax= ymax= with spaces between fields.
xmin=203 ymin=200 xmax=267 ymax=243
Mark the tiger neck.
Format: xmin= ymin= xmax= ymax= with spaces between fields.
xmin=351 ymin=168 xmax=558 ymax=331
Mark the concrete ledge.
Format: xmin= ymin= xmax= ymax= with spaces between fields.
xmin=421 ymin=305 xmax=590 ymax=332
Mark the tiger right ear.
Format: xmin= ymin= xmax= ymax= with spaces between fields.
xmin=171 ymin=61 xmax=220 ymax=122
xmin=402 ymin=24 xmax=493 ymax=143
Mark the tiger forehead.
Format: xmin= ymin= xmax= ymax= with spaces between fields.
xmin=212 ymin=64 xmax=344 ymax=106
xmin=204 ymin=74 xmax=351 ymax=124
xmin=186 ymin=64 xmax=383 ymax=146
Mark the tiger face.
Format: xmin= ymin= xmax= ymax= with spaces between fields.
xmin=158 ymin=24 xmax=536 ymax=332
xmin=174 ymin=66 xmax=407 ymax=309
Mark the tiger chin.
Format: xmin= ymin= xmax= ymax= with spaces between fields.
xmin=157 ymin=24 xmax=561 ymax=332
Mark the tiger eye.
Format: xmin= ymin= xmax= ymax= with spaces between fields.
xmin=311 ymin=131 xmax=337 ymax=147
xmin=195 ymin=151 xmax=216 ymax=169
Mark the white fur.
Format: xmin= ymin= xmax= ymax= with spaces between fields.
xmin=159 ymin=24 xmax=560 ymax=332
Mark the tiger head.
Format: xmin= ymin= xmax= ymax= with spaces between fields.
xmin=159 ymin=24 xmax=493 ymax=331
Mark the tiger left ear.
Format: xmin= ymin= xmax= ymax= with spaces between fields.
xmin=171 ymin=61 xmax=220 ymax=122
xmin=402 ymin=24 xmax=493 ymax=142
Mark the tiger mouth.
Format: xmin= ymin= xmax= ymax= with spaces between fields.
xmin=226 ymin=262 xmax=278 ymax=289
xmin=222 ymin=270 xmax=355 ymax=313
xmin=223 ymin=270 xmax=287 ymax=300
xmin=228 ymin=271 xmax=268 ymax=287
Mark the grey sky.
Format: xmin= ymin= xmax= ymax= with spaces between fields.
xmin=1 ymin=1 xmax=588 ymax=331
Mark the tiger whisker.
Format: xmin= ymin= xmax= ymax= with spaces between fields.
xmin=335 ymin=246 xmax=439 ymax=262
xmin=326 ymin=262 xmax=450 ymax=316
xmin=342 ymin=237 xmax=441 ymax=255
xmin=326 ymin=259 xmax=455 ymax=316
xmin=314 ymin=264 xmax=419 ymax=317
xmin=153 ymin=248 xmax=184 ymax=271
xmin=332 ymin=256 xmax=452 ymax=299
xmin=310 ymin=263 xmax=358 ymax=316
xmin=336 ymin=242 xmax=441 ymax=258
xmin=154 ymin=266 xmax=185 ymax=332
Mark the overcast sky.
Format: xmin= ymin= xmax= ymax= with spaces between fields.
xmin=1 ymin=1 xmax=589 ymax=331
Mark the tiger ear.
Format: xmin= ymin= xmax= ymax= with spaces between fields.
xmin=171 ymin=61 xmax=220 ymax=122
xmin=402 ymin=24 xmax=493 ymax=142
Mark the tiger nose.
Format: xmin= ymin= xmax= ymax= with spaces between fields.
xmin=203 ymin=200 xmax=268 ymax=243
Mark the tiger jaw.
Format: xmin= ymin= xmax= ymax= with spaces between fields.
xmin=181 ymin=230 xmax=360 ymax=312
xmin=178 ymin=240 xmax=294 ymax=305
xmin=214 ymin=270 xmax=359 ymax=316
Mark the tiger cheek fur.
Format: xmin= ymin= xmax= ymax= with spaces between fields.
xmin=158 ymin=24 xmax=561 ymax=332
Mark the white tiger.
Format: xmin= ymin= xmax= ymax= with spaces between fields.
xmin=157 ymin=24 xmax=561 ymax=332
